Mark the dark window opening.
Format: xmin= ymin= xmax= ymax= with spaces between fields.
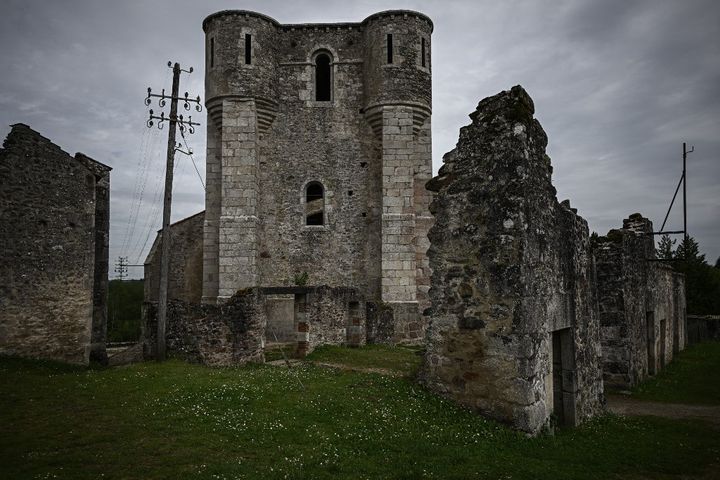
xmin=421 ymin=37 xmax=426 ymax=67
xmin=315 ymin=53 xmax=331 ymax=101
xmin=244 ymin=34 xmax=252 ymax=65
xmin=210 ymin=38 xmax=215 ymax=68
xmin=360 ymin=162 xmax=367 ymax=168
xmin=306 ymin=212 xmax=323 ymax=225
xmin=387 ymin=34 xmax=393 ymax=64
xmin=305 ymin=182 xmax=325 ymax=226
xmin=348 ymin=190 xmax=353 ymax=196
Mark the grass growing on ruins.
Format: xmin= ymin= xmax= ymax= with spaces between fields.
xmin=2 ymin=353 xmax=719 ymax=480
xmin=632 ymin=341 xmax=720 ymax=405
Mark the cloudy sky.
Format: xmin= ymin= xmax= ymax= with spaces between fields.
xmin=1 ymin=0 xmax=718 ymax=278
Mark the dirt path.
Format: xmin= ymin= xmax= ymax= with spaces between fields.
xmin=607 ymin=394 xmax=720 ymax=426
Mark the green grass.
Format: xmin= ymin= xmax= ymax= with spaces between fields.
xmin=632 ymin=341 xmax=720 ymax=405
xmin=305 ymin=344 xmax=423 ymax=376
xmin=1 ymin=353 xmax=719 ymax=480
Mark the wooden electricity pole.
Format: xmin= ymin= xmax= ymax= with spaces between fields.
xmin=145 ymin=61 xmax=201 ymax=361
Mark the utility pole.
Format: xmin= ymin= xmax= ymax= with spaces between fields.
xmin=114 ymin=256 xmax=128 ymax=280
xmin=682 ymin=142 xmax=693 ymax=260
xmin=145 ymin=61 xmax=201 ymax=361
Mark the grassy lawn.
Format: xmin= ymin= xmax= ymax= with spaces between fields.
xmin=305 ymin=344 xmax=423 ymax=377
xmin=1 ymin=353 xmax=718 ymax=480
xmin=632 ymin=341 xmax=720 ymax=405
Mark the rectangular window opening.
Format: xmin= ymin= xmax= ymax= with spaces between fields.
xmin=387 ymin=34 xmax=393 ymax=64
xmin=210 ymin=37 xmax=215 ymax=68
xmin=245 ymin=34 xmax=252 ymax=65
xmin=421 ymin=37 xmax=426 ymax=67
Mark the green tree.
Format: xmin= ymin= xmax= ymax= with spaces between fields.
xmin=108 ymin=279 xmax=144 ymax=342
xmin=672 ymin=236 xmax=720 ymax=315
xmin=656 ymin=234 xmax=676 ymax=260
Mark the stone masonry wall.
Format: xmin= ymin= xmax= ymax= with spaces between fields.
xmin=420 ymin=87 xmax=604 ymax=434
xmin=143 ymin=288 xmax=266 ymax=366
xmin=300 ymin=286 xmax=366 ymax=355
xmin=0 ymin=124 xmax=110 ymax=365
xmin=144 ymin=211 xmax=204 ymax=304
xmin=595 ymin=214 xmax=686 ymax=389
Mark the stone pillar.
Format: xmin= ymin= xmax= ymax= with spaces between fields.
xmin=202 ymin=120 xmax=221 ymax=303
xmin=414 ymin=117 xmax=433 ymax=314
xmin=218 ymin=98 xmax=260 ymax=301
xmin=381 ymin=105 xmax=417 ymax=305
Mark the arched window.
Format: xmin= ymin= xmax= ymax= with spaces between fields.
xmin=315 ymin=53 xmax=331 ymax=101
xmin=305 ymin=182 xmax=324 ymax=225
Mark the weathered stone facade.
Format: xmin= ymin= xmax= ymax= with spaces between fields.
xmin=595 ymin=214 xmax=687 ymax=389
xmin=199 ymin=10 xmax=434 ymax=340
xmin=144 ymin=211 xmax=204 ymax=304
xmin=143 ymin=289 xmax=266 ymax=366
xmin=142 ymin=285 xmax=365 ymax=363
xmin=0 ymin=124 xmax=110 ymax=365
xmin=420 ymin=87 xmax=604 ymax=434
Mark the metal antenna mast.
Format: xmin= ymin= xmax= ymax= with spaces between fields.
xmin=652 ymin=142 xmax=693 ymax=261
xmin=145 ymin=61 xmax=202 ymax=361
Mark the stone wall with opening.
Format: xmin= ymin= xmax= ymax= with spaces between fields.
xmin=419 ymin=87 xmax=604 ymax=434
xmin=594 ymin=214 xmax=686 ymax=389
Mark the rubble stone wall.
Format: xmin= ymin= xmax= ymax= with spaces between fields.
xmin=0 ymin=124 xmax=110 ymax=365
xmin=420 ymin=87 xmax=604 ymax=434
xmin=143 ymin=289 xmax=266 ymax=366
xmin=595 ymin=214 xmax=686 ymax=389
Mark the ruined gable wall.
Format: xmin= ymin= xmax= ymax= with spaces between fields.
xmin=420 ymin=87 xmax=603 ymax=433
xmin=0 ymin=124 xmax=109 ymax=365
xmin=144 ymin=211 xmax=204 ymax=304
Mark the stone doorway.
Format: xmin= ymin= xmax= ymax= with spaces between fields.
xmin=647 ymin=311 xmax=656 ymax=375
xmin=552 ymin=328 xmax=576 ymax=426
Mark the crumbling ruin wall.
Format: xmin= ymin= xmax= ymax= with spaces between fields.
xmin=144 ymin=211 xmax=204 ymax=304
xmin=143 ymin=289 xmax=266 ymax=366
xmin=419 ymin=86 xmax=604 ymax=434
xmin=291 ymin=286 xmax=366 ymax=356
xmin=595 ymin=214 xmax=686 ymax=389
xmin=0 ymin=124 xmax=110 ymax=365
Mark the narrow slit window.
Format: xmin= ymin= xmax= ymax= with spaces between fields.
xmin=421 ymin=37 xmax=426 ymax=67
xmin=315 ymin=53 xmax=331 ymax=101
xmin=387 ymin=34 xmax=393 ymax=64
xmin=244 ymin=34 xmax=252 ymax=65
xmin=210 ymin=37 xmax=215 ymax=68
xmin=305 ymin=182 xmax=325 ymax=225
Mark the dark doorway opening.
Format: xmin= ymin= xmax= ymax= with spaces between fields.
xmin=647 ymin=311 xmax=656 ymax=375
xmin=552 ymin=328 xmax=576 ymax=427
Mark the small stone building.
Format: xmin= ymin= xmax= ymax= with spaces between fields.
xmin=420 ymin=87 xmax=605 ymax=434
xmin=0 ymin=124 xmax=111 ymax=365
xmin=144 ymin=9 xmax=435 ymax=360
xmin=595 ymin=214 xmax=686 ymax=389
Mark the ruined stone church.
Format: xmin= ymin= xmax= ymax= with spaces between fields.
xmin=146 ymin=9 xmax=434 ymax=342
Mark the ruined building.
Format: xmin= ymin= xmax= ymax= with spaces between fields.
xmin=0 ymin=124 xmax=111 ymax=365
xmin=420 ymin=87 xmax=605 ymax=434
xmin=145 ymin=9 xmax=434 ymax=356
xmin=595 ymin=214 xmax=686 ymax=389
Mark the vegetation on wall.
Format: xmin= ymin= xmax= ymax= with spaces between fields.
xmin=107 ymin=279 xmax=144 ymax=342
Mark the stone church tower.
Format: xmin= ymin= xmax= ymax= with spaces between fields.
xmin=200 ymin=10 xmax=433 ymax=327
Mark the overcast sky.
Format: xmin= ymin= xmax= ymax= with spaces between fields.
xmin=1 ymin=0 xmax=718 ymax=278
